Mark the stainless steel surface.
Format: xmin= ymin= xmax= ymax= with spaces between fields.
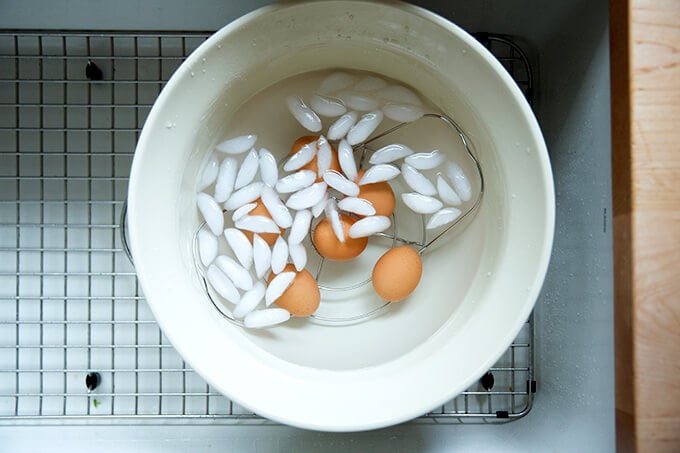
xmin=0 ymin=0 xmax=615 ymax=450
xmin=0 ymin=31 xmax=534 ymax=423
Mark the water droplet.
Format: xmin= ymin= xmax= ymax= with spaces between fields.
xmin=525 ymin=147 xmax=531 ymax=154
xmin=201 ymin=57 xmax=206 ymax=63
xmin=190 ymin=71 xmax=195 ymax=77
xmin=217 ymin=44 xmax=222 ymax=49
xmin=486 ymin=272 xmax=492 ymax=277
xmin=461 ymin=48 xmax=467 ymax=55
xmin=165 ymin=121 xmax=176 ymax=129
xmin=511 ymin=193 xmax=517 ymax=199
xmin=201 ymin=69 xmax=206 ymax=74
xmin=514 ymin=141 xmax=520 ymax=147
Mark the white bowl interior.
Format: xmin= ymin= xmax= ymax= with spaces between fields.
xmin=128 ymin=1 xmax=553 ymax=431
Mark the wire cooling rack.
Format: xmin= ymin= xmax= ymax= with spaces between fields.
xmin=0 ymin=31 xmax=535 ymax=424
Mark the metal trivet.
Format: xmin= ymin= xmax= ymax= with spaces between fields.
xmin=0 ymin=31 xmax=535 ymax=424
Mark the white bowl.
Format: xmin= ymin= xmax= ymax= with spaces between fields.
xmin=128 ymin=0 xmax=554 ymax=431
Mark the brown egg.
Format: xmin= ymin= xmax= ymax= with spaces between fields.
xmin=372 ymin=246 xmax=422 ymax=301
xmin=356 ymin=170 xmax=396 ymax=217
xmin=290 ymin=135 xmax=341 ymax=182
xmin=291 ymin=135 xmax=318 ymax=154
xmin=267 ymin=264 xmax=320 ymax=316
xmin=312 ymin=214 xmax=368 ymax=261
xmin=242 ymin=198 xmax=281 ymax=246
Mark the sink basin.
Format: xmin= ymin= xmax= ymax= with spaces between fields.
xmin=0 ymin=0 xmax=614 ymax=449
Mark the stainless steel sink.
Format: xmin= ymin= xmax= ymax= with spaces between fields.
xmin=0 ymin=0 xmax=614 ymax=450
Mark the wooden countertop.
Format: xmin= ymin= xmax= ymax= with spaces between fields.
xmin=611 ymin=0 xmax=680 ymax=451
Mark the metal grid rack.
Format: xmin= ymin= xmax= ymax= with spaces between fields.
xmin=0 ymin=31 xmax=535 ymax=424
